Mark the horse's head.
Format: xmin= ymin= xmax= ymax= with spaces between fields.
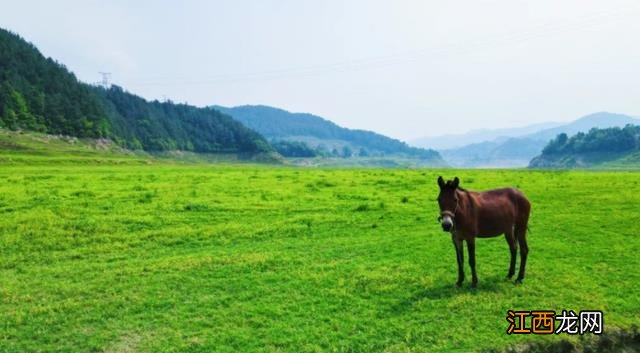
xmin=437 ymin=176 xmax=459 ymax=232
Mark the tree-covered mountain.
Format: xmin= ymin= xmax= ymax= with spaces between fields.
xmin=437 ymin=112 xmax=640 ymax=167
xmin=0 ymin=28 xmax=272 ymax=155
xmin=95 ymin=86 xmax=270 ymax=153
xmin=213 ymin=105 xmax=442 ymax=161
xmin=529 ymin=125 xmax=640 ymax=169
xmin=0 ymin=29 xmax=108 ymax=137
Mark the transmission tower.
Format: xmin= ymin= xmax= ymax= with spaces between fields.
xmin=98 ymin=72 xmax=112 ymax=88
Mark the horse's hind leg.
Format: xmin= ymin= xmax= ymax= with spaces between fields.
xmin=513 ymin=196 xmax=531 ymax=284
xmin=505 ymin=228 xmax=517 ymax=279
xmin=515 ymin=224 xmax=529 ymax=284
xmin=466 ymin=237 xmax=478 ymax=288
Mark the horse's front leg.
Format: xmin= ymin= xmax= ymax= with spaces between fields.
xmin=466 ymin=237 xmax=478 ymax=288
xmin=452 ymin=236 xmax=464 ymax=286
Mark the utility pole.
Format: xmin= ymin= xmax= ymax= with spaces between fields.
xmin=98 ymin=72 xmax=111 ymax=88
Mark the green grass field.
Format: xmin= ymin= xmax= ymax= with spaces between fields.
xmin=1 ymin=160 xmax=639 ymax=352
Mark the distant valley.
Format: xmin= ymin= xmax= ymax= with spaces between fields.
xmin=410 ymin=121 xmax=563 ymax=151
xmin=413 ymin=112 xmax=640 ymax=168
xmin=214 ymin=105 xmax=445 ymax=167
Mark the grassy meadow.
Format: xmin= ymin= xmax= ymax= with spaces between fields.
xmin=1 ymin=161 xmax=639 ymax=352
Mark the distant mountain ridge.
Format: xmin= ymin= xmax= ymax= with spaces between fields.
xmin=439 ymin=137 xmax=544 ymax=168
xmin=214 ymin=105 xmax=443 ymax=162
xmin=436 ymin=112 xmax=640 ymax=167
xmin=411 ymin=121 xmax=563 ymax=150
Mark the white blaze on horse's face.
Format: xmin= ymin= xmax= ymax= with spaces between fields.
xmin=441 ymin=214 xmax=453 ymax=232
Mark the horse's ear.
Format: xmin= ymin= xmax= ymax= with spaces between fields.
xmin=437 ymin=176 xmax=445 ymax=189
xmin=452 ymin=177 xmax=459 ymax=189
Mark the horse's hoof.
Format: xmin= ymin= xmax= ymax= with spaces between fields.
xmin=506 ymin=274 xmax=514 ymax=280
xmin=456 ymin=281 xmax=463 ymax=287
xmin=514 ymin=278 xmax=523 ymax=285
xmin=471 ymin=282 xmax=478 ymax=289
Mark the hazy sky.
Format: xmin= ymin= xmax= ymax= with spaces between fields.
xmin=2 ymin=0 xmax=640 ymax=141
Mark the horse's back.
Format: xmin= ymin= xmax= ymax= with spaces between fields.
xmin=481 ymin=187 xmax=529 ymax=209
xmin=504 ymin=187 xmax=531 ymax=217
xmin=486 ymin=187 xmax=531 ymax=228
xmin=474 ymin=187 xmax=530 ymax=234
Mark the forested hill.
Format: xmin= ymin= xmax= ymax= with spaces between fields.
xmin=95 ymin=86 xmax=270 ymax=153
xmin=529 ymin=125 xmax=640 ymax=169
xmin=0 ymin=28 xmax=271 ymax=155
xmin=214 ymin=105 xmax=441 ymax=160
xmin=0 ymin=29 xmax=108 ymax=136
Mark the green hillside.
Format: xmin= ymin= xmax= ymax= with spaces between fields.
xmin=601 ymin=150 xmax=640 ymax=169
xmin=214 ymin=105 xmax=443 ymax=162
xmin=0 ymin=28 xmax=272 ymax=156
xmin=529 ymin=125 xmax=640 ymax=169
xmin=0 ymin=128 xmax=283 ymax=165
xmin=0 ymin=128 xmax=148 ymax=164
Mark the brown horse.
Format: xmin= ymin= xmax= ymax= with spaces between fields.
xmin=437 ymin=176 xmax=531 ymax=287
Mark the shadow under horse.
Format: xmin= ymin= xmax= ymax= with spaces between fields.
xmin=437 ymin=176 xmax=531 ymax=287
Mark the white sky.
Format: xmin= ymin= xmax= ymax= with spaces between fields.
xmin=2 ymin=0 xmax=640 ymax=141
